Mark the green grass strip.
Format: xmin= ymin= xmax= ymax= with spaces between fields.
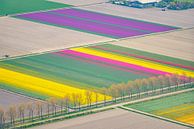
xmin=0 ymin=0 xmax=72 ymax=16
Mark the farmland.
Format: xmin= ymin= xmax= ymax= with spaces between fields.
xmin=71 ymin=44 xmax=194 ymax=77
xmin=0 ymin=17 xmax=112 ymax=58
xmin=31 ymin=108 xmax=187 ymax=129
xmin=1 ymin=44 xmax=194 ymax=101
xmin=15 ymin=8 xmax=177 ymax=39
xmin=125 ymin=91 xmax=194 ymax=125
xmin=112 ymin=28 xmax=194 ymax=61
xmin=0 ymin=90 xmax=37 ymax=111
xmin=0 ymin=0 xmax=71 ymax=16
xmin=0 ymin=1 xmax=194 ymax=128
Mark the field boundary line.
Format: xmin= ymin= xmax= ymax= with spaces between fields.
xmin=119 ymin=106 xmax=194 ymax=128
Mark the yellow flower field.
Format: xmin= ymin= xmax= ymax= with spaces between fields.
xmin=154 ymin=104 xmax=194 ymax=125
xmin=177 ymin=113 xmax=194 ymax=125
xmin=0 ymin=68 xmax=110 ymax=104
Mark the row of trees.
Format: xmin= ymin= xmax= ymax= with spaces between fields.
xmin=156 ymin=0 xmax=194 ymax=10
xmin=0 ymin=73 xmax=193 ymax=128
xmin=0 ymin=90 xmax=100 ymax=128
xmin=100 ymin=73 xmax=193 ymax=103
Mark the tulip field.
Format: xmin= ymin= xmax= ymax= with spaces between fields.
xmin=15 ymin=8 xmax=178 ymax=38
xmin=125 ymin=91 xmax=194 ymax=126
xmin=0 ymin=44 xmax=194 ymax=102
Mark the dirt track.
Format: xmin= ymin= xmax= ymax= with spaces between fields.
xmin=111 ymin=28 xmax=194 ymax=61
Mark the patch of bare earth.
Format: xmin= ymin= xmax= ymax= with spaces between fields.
xmin=0 ymin=17 xmax=112 ymax=58
xmin=111 ymin=28 xmax=194 ymax=62
xmin=31 ymin=108 xmax=188 ymax=129
xmin=0 ymin=89 xmax=37 ymax=111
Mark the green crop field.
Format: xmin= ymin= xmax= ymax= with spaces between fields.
xmin=0 ymin=0 xmax=71 ymax=16
xmin=125 ymin=91 xmax=194 ymax=125
xmin=1 ymin=44 xmax=194 ymax=100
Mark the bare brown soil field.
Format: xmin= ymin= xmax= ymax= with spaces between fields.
xmin=48 ymin=0 xmax=108 ymax=6
xmin=111 ymin=28 xmax=194 ymax=61
xmin=78 ymin=3 xmax=194 ymax=28
xmin=31 ymin=108 xmax=188 ymax=129
xmin=0 ymin=17 xmax=112 ymax=58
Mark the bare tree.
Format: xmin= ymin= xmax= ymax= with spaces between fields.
xmin=0 ymin=108 xmax=6 ymax=128
xmin=77 ymin=93 xmax=83 ymax=111
xmin=18 ymin=104 xmax=25 ymax=123
xmin=187 ymin=76 xmax=194 ymax=86
xmin=94 ymin=91 xmax=99 ymax=107
xmin=180 ymin=72 xmax=187 ymax=86
xmin=170 ymin=73 xmax=179 ymax=90
xmin=163 ymin=74 xmax=171 ymax=90
xmin=117 ymin=83 xmax=126 ymax=101
xmin=150 ymin=77 xmax=157 ymax=94
xmin=127 ymin=81 xmax=134 ymax=98
xmin=134 ymin=79 xmax=142 ymax=98
xmin=64 ymin=94 xmax=70 ymax=113
xmin=85 ymin=91 xmax=93 ymax=108
xmin=48 ymin=98 xmax=57 ymax=115
xmin=109 ymin=84 xmax=119 ymax=103
xmin=101 ymin=88 xmax=109 ymax=106
xmin=27 ymin=103 xmax=34 ymax=121
xmin=142 ymin=78 xmax=149 ymax=95
xmin=7 ymin=106 xmax=17 ymax=125
xmin=46 ymin=99 xmax=50 ymax=117
xmin=35 ymin=101 xmax=43 ymax=119
xmin=158 ymin=75 xmax=164 ymax=93
xmin=72 ymin=93 xmax=78 ymax=110
xmin=58 ymin=98 xmax=64 ymax=114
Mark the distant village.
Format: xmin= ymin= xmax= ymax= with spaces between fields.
xmin=110 ymin=0 xmax=194 ymax=10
